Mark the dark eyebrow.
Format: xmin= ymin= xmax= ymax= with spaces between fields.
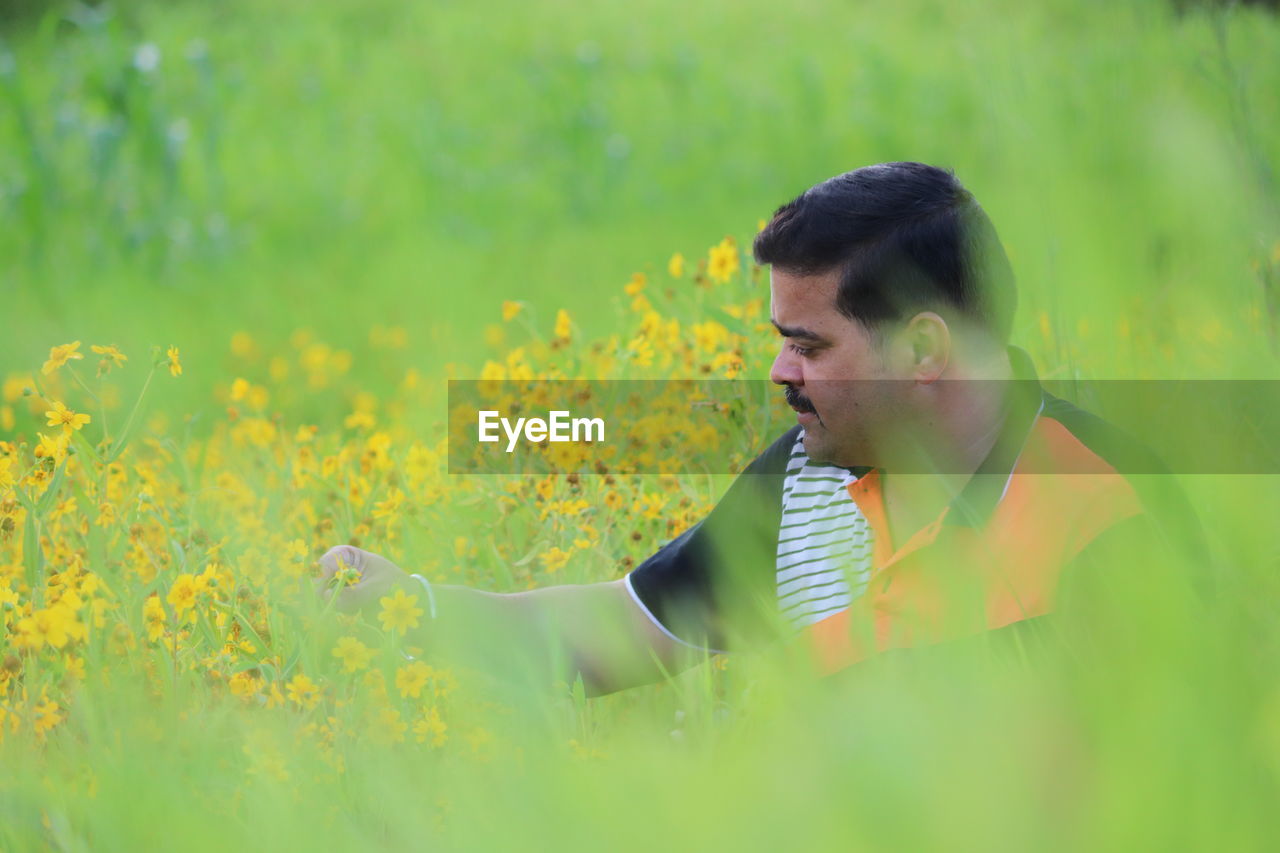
xmin=770 ymin=319 xmax=826 ymax=342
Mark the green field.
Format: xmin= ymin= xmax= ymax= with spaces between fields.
xmin=2 ymin=0 xmax=1279 ymax=849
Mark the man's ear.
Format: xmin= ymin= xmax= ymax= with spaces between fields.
xmin=903 ymin=312 xmax=950 ymax=383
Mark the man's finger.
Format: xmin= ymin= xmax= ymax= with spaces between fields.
xmin=317 ymin=545 xmax=365 ymax=582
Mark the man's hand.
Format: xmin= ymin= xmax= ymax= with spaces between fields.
xmin=315 ymin=545 xmax=413 ymax=617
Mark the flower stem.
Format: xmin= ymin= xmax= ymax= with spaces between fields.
xmin=109 ymin=365 xmax=157 ymax=462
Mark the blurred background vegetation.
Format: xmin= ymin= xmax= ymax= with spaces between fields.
xmin=2 ymin=0 xmax=1277 ymax=399
xmin=2 ymin=0 xmax=1279 ymax=849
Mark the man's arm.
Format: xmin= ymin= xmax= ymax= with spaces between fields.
xmin=316 ymin=431 xmax=800 ymax=694
xmin=317 ymin=546 xmax=707 ymax=696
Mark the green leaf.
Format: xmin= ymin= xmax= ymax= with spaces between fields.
xmin=34 ymin=457 xmax=67 ymax=515
xmin=23 ymin=509 xmax=41 ymax=605
xmin=69 ymin=428 xmax=102 ymax=466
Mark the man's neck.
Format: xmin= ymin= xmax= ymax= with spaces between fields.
xmin=878 ymin=348 xmax=1014 ymax=547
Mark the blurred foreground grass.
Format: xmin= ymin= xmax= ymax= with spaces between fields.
xmin=1 ymin=0 xmax=1279 ymax=849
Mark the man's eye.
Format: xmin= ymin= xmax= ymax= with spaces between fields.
xmin=788 ymin=343 xmax=815 ymax=357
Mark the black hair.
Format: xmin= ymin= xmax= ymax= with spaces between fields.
xmin=753 ymin=162 xmax=1017 ymax=342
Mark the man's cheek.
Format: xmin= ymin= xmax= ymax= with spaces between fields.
xmin=815 ymin=400 xmax=846 ymax=430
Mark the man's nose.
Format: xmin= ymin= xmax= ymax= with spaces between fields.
xmin=770 ymin=346 xmax=802 ymax=387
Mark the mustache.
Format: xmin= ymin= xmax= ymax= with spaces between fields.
xmin=784 ymin=384 xmax=816 ymax=414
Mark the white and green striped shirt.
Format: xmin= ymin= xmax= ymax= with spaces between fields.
xmin=776 ymin=432 xmax=874 ymax=629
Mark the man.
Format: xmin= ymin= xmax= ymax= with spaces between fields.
xmin=318 ymin=162 xmax=1191 ymax=695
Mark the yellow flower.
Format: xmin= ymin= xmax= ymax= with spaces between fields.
xmin=49 ymin=496 xmax=77 ymax=522
xmin=626 ymin=335 xmax=654 ymax=367
xmin=65 ymin=656 xmax=86 ymax=681
xmin=535 ymin=477 xmax=555 ymax=501
xmin=33 ymin=697 xmax=62 ymax=736
xmin=396 ymin=661 xmax=432 ymax=698
xmin=90 ymin=344 xmax=127 ymax=376
xmin=538 ymin=546 xmax=572 ymax=574
xmin=42 ymin=341 xmax=84 ymax=375
xmin=370 ymin=706 xmax=408 ymax=746
xmin=0 ymin=457 xmax=13 ymax=493
xmin=479 ymin=361 xmax=506 ymax=383
xmin=330 ymin=554 xmax=362 ymax=589
xmin=554 ymin=309 xmax=572 ymax=341
xmin=167 ymin=573 xmax=201 ymax=615
xmin=18 ymin=605 xmax=79 ymax=650
xmin=711 ymin=350 xmax=745 ymax=378
xmin=34 ymin=431 xmax=68 ymax=462
xmin=378 ymin=588 xmax=423 ymax=633
xmin=431 ymin=668 xmax=457 ymax=699
xmin=332 ymin=637 xmax=375 ymax=674
xmin=372 ymin=487 xmax=405 ymax=520
xmin=2 ymin=375 xmax=31 ymax=402
xmin=707 ymin=238 xmax=740 ymax=283
xmin=95 ymin=501 xmax=117 ymax=527
xmin=501 ymin=301 xmax=523 ymax=322
xmin=285 ymin=538 xmax=308 ymax=561
xmin=44 ymin=401 xmax=91 ymax=435
xmin=229 ymin=671 xmax=262 ymax=697
xmin=668 ymin=253 xmax=685 ymax=278
xmin=143 ymin=595 xmax=167 ymax=642
xmin=362 ymin=668 xmax=389 ymax=700
xmin=624 ymin=272 xmax=646 ymax=296
xmin=287 ymin=673 xmax=322 ymax=710
xmin=90 ymin=598 xmax=112 ymax=630
xmin=230 ymin=331 xmax=255 ymax=359
xmin=166 ymin=346 xmax=183 ymax=377
xmin=633 ymin=492 xmax=668 ymax=520
xmin=692 ymin=320 xmax=730 ymax=353
xmin=245 ymin=385 xmax=269 ymax=410
xmin=414 ymin=707 xmax=448 ymax=746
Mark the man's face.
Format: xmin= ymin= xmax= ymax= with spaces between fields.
xmin=768 ymin=267 xmax=915 ymax=467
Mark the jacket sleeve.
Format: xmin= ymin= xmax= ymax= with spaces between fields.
xmin=624 ymin=426 xmax=801 ymax=651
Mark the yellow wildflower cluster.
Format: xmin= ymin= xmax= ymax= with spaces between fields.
xmin=0 ymin=235 xmax=776 ymax=765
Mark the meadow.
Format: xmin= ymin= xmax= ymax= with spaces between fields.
xmin=1 ymin=0 xmax=1279 ymax=849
